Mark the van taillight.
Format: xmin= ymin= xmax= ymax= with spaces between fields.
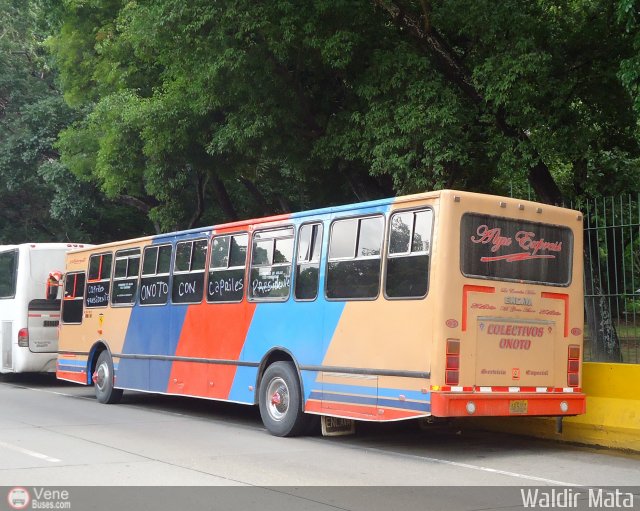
xmin=567 ymin=344 xmax=580 ymax=387
xmin=445 ymin=339 xmax=460 ymax=385
xmin=18 ymin=328 xmax=29 ymax=347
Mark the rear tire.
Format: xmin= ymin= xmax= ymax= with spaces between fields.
xmin=94 ymin=351 xmax=123 ymax=404
xmin=259 ymin=361 xmax=309 ymax=437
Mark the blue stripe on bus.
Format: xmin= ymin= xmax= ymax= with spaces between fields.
xmin=58 ymin=359 xmax=86 ymax=367
xmin=309 ymin=391 xmax=431 ymax=412
xmin=229 ymin=300 xmax=346 ymax=402
xmin=322 ymin=382 xmax=428 ymax=403
xmin=57 ymin=363 xmax=85 ymax=373
xmin=118 ymin=303 xmax=188 ymax=392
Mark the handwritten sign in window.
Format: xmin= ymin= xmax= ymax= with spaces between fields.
xmin=85 ymin=282 xmax=110 ymax=308
xmin=207 ymin=268 xmax=244 ymax=302
xmin=139 ymin=276 xmax=170 ymax=305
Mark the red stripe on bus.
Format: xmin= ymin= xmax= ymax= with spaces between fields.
xmin=304 ymin=400 xmax=426 ymax=421
xmin=462 ymin=285 xmax=495 ymax=331
xmin=56 ymin=370 xmax=87 ymax=385
xmin=541 ymin=292 xmax=569 ymax=337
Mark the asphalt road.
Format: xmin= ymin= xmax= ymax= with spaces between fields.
xmin=0 ymin=374 xmax=638 ymax=510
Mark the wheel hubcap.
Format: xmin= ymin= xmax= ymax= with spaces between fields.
xmin=95 ymin=362 xmax=108 ymax=391
xmin=266 ymin=377 xmax=289 ymax=421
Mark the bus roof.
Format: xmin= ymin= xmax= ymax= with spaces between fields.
xmin=0 ymin=243 xmax=89 ymax=252
xmin=65 ymin=189 xmax=580 ymax=254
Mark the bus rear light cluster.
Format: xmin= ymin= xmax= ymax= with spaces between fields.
xmin=567 ymin=344 xmax=580 ymax=387
xmin=18 ymin=328 xmax=29 ymax=347
xmin=445 ymin=339 xmax=460 ymax=386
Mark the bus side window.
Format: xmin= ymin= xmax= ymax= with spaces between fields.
xmin=385 ymin=209 xmax=433 ymax=299
xmin=207 ymin=233 xmax=247 ymax=303
xmin=249 ymin=227 xmax=294 ymax=301
xmin=326 ymin=216 xmax=384 ymax=300
xmin=0 ymin=249 xmax=18 ymax=299
xmin=85 ymin=253 xmax=112 ymax=308
xmin=172 ymin=239 xmax=207 ymax=304
xmin=140 ymin=244 xmax=172 ymax=305
xmin=111 ymin=248 xmax=141 ymax=306
xmin=295 ymin=223 xmax=323 ymax=301
xmin=62 ymin=272 xmax=86 ymax=324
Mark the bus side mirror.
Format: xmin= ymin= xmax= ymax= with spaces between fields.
xmin=45 ymin=271 xmax=63 ymax=301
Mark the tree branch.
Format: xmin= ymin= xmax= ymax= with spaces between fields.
xmin=187 ymin=172 xmax=208 ymax=229
xmin=374 ymin=0 xmax=563 ymax=204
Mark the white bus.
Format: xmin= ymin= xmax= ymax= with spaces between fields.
xmin=0 ymin=243 xmax=87 ymax=374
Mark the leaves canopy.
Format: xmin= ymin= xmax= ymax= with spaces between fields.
xmin=0 ymin=0 xmax=150 ymax=243
xmin=2 ymin=0 xmax=640 ymax=237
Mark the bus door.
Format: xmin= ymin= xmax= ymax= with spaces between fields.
xmin=320 ymin=214 xmax=386 ymax=418
xmin=136 ymin=243 xmax=173 ymax=393
xmin=166 ymin=238 xmax=208 ymax=396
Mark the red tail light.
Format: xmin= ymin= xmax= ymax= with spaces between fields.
xmin=567 ymin=344 xmax=580 ymax=387
xmin=18 ymin=328 xmax=29 ymax=347
xmin=445 ymin=339 xmax=460 ymax=385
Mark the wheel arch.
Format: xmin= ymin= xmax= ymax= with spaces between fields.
xmin=255 ymin=347 xmax=304 ymax=406
xmin=87 ymin=340 xmax=112 ymax=385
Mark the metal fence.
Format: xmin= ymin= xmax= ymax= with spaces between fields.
xmin=510 ymin=189 xmax=640 ymax=363
xmin=575 ymin=195 xmax=640 ymax=363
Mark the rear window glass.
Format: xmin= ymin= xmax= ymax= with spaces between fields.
xmin=460 ymin=213 xmax=573 ymax=286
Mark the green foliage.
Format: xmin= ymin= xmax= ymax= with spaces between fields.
xmin=1 ymin=0 xmax=638 ymax=237
xmin=0 ymin=0 xmax=151 ymax=243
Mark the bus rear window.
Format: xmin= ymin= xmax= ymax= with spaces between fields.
xmin=460 ymin=213 xmax=573 ymax=286
xmin=0 ymin=250 xmax=18 ymax=299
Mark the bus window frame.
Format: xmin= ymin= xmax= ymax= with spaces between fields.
xmin=206 ymin=231 xmax=249 ymax=304
xmin=139 ymin=243 xmax=173 ymax=307
xmin=0 ymin=249 xmax=18 ymax=300
xmin=171 ymin=238 xmax=208 ymax=305
xmin=85 ymin=251 xmax=113 ymax=309
xmin=293 ymin=221 xmax=324 ymax=303
xmin=325 ymin=213 xmax=385 ymax=302
xmin=248 ymin=225 xmax=295 ymax=303
xmin=110 ymin=248 xmax=141 ymax=308
xmin=383 ymin=206 xmax=434 ymax=301
xmin=61 ymin=271 xmax=86 ymax=324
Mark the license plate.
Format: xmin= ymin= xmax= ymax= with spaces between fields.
xmin=509 ymin=399 xmax=528 ymax=414
xmin=321 ymin=416 xmax=356 ymax=436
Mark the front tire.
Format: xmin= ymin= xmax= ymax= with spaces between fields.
xmin=259 ymin=361 xmax=309 ymax=437
xmin=93 ymin=351 xmax=123 ymax=404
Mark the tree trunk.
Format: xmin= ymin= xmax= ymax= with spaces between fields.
xmin=186 ymin=172 xmax=208 ymax=229
xmin=118 ymin=195 xmax=161 ymax=234
xmin=239 ymin=175 xmax=270 ymax=216
xmin=210 ymin=174 xmax=238 ymax=221
xmin=584 ymin=224 xmax=623 ymax=361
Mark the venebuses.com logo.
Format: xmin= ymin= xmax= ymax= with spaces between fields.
xmin=6 ymin=487 xmax=71 ymax=510
xmin=7 ymin=488 xmax=30 ymax=510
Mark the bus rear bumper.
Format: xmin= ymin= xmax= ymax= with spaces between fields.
xmin=431 ymin=391 xmax=586 ymax=417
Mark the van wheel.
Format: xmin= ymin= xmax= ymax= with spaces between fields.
xmin=259 ymin=361 xmax=309 ymax=437
xmin=93 ymin=351 xmax=123 ymax=404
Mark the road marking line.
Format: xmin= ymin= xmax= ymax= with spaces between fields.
xmin=0 ymin=440 xmax=61 ymax=463
xmin=363 ymin=447 xmax=582 ymax=486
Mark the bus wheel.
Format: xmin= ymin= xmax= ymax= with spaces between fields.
xmin=93 ymin=351 xmax=123 ymax=404
xmin=259 ymin=361 xmax=308 ymax=437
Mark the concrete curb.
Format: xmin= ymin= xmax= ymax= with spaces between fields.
xmin=465 ymin=363 xmax=640 ymax=452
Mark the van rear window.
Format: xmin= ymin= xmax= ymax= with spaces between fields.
xmin=460 ymin=214 xmax=573 ymax=286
